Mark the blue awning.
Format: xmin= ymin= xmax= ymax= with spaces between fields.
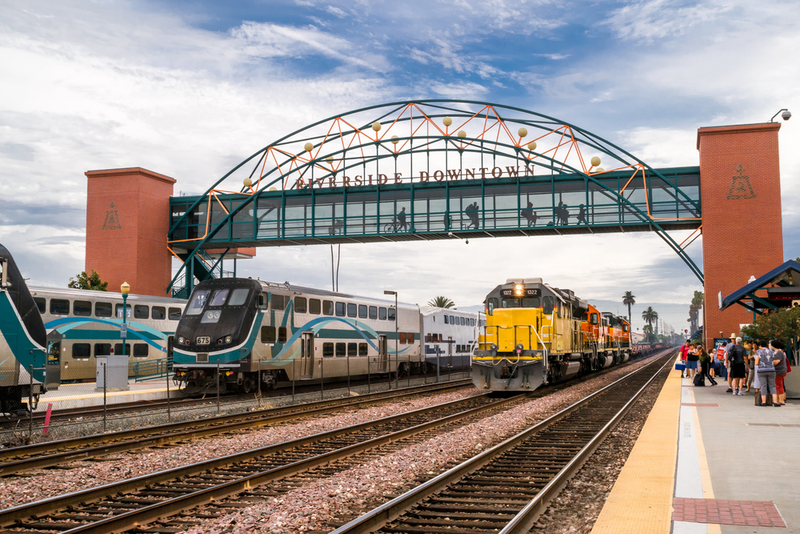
xmin=719 ymin=260 xmax=800 ymax=310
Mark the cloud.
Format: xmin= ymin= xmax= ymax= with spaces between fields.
xmin=603 ymin=0 xmax=731 ymax=43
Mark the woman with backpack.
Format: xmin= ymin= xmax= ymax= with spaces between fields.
xmin=771 ymin=340 xmax=788 ymax=406
xmin=755 ymin=339 xmax=780 ymax=406
xmin=698 ymin=346 xmax=717 ymax=385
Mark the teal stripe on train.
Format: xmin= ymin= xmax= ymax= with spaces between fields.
xmin=45 ymin=317 xmax=170 ymax=352
xmin=0 ymin=292 xmax=47 ymax=380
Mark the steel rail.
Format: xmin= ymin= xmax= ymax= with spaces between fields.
xmin=0 ymin=380 xmax=469 ymax=475
xmin=50 ymin=394 xmax=528 ymax=533
xmin=0 ymin=390 xmax=502 ymax=527
xmin=330 ymin=351 xmax=675 ymax=534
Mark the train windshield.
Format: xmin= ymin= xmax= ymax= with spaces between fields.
xmin=186 ymin=290 xmax=210 ymax=316
xmin=228 ymin=288 xmax=249 ymax=306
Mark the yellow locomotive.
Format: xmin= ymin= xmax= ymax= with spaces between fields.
xmin=473 ymin=278 xmax=630 ymax=392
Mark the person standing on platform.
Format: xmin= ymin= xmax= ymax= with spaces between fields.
xmin=728 ymin=337 xmax=747 ymax=395
xmin=771 ymin=340 xmax=788 ymax=406
xmin=680 ymin=340 xmax=691 ymax=378
xmin=699 ymin=346 xmax=717 ymax=385
xmin=724 ymin=334 xmax=737 ymax=391
xmin=685 ymin=343 xmax=700 ymax=379
xmin=717 ymin=341 xmax=727 ymax=382
xmin=745 ymin=341 xmax=757 ymax=392
xmin=755 ymin=339 xmax=779 ymax=406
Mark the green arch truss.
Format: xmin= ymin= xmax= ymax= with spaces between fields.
xmin=168 ymin=100 xmax=703 ymax=297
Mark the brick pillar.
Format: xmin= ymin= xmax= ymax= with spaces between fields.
xmin=697 ymin=123 xmax=783 ymax=349
xmin=85 ymin=168 xmax=176 ymax=297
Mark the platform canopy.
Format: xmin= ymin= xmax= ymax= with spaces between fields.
xmin=719 ymin=259 xmax=800 ymax=314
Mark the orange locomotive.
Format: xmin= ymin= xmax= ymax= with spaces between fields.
xmin=473 ymin=278 xmax=632 ymax=392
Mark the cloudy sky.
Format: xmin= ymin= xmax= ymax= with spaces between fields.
xmin=1 ymin=0 xmax=798 ymax=335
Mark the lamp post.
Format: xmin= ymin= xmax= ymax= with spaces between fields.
xmin=384 ymin=290 xmax=398 ymax=389
xmin=120 ymin=282 xmax=130 ymax=360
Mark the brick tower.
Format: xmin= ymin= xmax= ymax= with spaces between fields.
xmin=85 ymin=168 xmax=176 ymax=297
xmin=697 ymin=123 xmax=783 ymax=349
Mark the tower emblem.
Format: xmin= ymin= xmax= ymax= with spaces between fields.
xmin=727 ymin=164 xmax=756 ymax=200
xmin=102 ymin=201 xmax=122 ymax=230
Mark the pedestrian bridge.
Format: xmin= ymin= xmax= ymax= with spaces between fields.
xmin=168 ymin=101 xmax=702 ymax=296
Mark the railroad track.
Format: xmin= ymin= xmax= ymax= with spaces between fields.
xmin=332 ymin=351 xmax=675 ymax=533
xmin=0 ymin=380 xmax=471 ymax=476
xmin=0 ymin=389 xmax=529 ymax=533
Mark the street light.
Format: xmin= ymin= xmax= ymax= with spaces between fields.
xmin=384 ymin=290 xmax=398 ymax=389
xmin=120 ymin=282 xmax=130 ymax=360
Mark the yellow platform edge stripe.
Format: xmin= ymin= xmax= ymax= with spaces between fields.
xmin=591 ymin=363 xmax=682 ymax=534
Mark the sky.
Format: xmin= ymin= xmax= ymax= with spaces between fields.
xmin=1 ymin=0 xmax=798 ymax=336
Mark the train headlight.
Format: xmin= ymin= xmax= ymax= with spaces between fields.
xmin=177 ymin=336 xmax=186 ymax=345
xmin=514 ymin=284 xmax=523 ymax=296
xmin=217 ymin=335 xmax=234 ymax=345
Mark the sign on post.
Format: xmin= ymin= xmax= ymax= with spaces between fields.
xmin=120 ymin=322 xmax=127 ymax=339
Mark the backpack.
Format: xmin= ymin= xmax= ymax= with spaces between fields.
xmin=729 ymin=345 xmax=744 ymax=365
xmin=693 ymin=373 xmax=705 ymax=387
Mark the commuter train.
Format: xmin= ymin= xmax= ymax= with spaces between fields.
xmin=172 ymin=278 xmax=481 ymax=394
xmin=473 ymin=278 xmax=634 ymax=392
xmin=0 ymin=244 xmax=49 ymax=414
xmin=29 ymin=287 xmax=186 ymax=383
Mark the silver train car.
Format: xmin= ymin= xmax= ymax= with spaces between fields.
xmin=172 ymin=278 xmax=478 ymax=394
xmin=30 ymin=287 xmax=185 ymax=383
xmin=0 ymin=244 xmax=49 ymax=414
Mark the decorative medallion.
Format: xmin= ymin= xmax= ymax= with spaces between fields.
xmin=727 ymin=164 xmax=756 ymax=200
xmin=102 ymin=201 xmax=122 ymax=230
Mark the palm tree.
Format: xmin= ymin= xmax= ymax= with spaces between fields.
xmin=622 ymin=291 xmax=636 ymax=325
xmin=688 ymin=290 xmax=703 ymax=336
xmin=641 ymin=306 xmax=658 ymax=331
xmin=428 ymin=296 xmax=455 ymax=309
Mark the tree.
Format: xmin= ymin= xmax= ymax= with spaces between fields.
xmin=428 ymin=296 xmax=455 ymax=309
xmin=68 ymin=270 xmax=108 ymax=291
xmin=641 ymin=306 xmax=658 ymax=331
xmin=622 ymin=291 xmax=636 ymax=325
xmin=742 ymin=306 xmax=800 ymax=345
xmin=688 ymin=290 xmax=703 ymax=336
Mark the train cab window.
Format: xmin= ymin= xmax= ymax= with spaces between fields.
xmin=323 ymin=342 xmax=334 ymax=357
xmin=261 ymin=326 xmax=276 ymax=344
xmin=72 ymin=343 xmax=91 ymax=359
xmin=186 ymin=289 xmax=210 ymax=316
xmin=133 ymin=344 xmax=149 ymax=358
xmin=335 ymin=342 xmax=346 ymax=357
xmin=114 ymin=343 xmax=131 ymax=357
xmin=623 ymin=324 xmax=629 ymax=332
xmin=501 ymin=298 xmax=520 ymax=308
xmin=522 ymin=297 xmax=540 ymax=308
xmin=270 ymin=294 xmax=286 ymax=311
xmin=152 ymin=307 xmax=166 ymax=320
xmin=168 ymin=307 xmax=182 ymax=320
xmin=348 ymin=343 xmax=357 ymax=356
xmin=134 ymin=305 xmax=149 ymax=319
xmin=278 ymin=327 xmax=287 ymax=343
xmin=294 ymin=297 xmax=307 ymax=313
xmin=209 ymin=289 xmax=229 ymax=307
xmin=309 ymin=299 xmax=321 ymax=314
xmin=323 ymin=300 xmax=334 ymax=315
xmin=542 ymin=296 xmax=555 ymax=315
xmin=379 ymin=307 xmax=387 ymax=320
xmin=487 ymin=298 xmax=498 ymax=315
xmin=228 ymin=288 xmax=249 ymax=306
xmin=388 ymin=308 xmax=396 ymax=321
xmin=590 ymin=313 xmax=598 ymax=325
xmin=94 ymin=343 xmax=111 ymax=358
xmin=33 ymin=297 xmax=46 ymax=314
xmin=50 ymin=299 xmax=70 ymax=315
xmin=335 ymin=302 xmax=346 ymax=316
xmin=96 ymin=302 xmax=112 ymax=317
xmin=368 ymin=306 xmax=377 ymax=319
xmin=74 ymin=300 xmax=92 ymax=317
xmin=408 ymin=332 xmax=415 ymax=343
xmin=444 ymin=315 xmax=448 ymax=324
xmin=347 ymin=303 xmax=357 ymax=317
xmin=115 ymin=304 xmax=132 ymax=319
xmin=358 ymin=305 xmax=367 ymax=318
xmin=358 ymin=343 xmax=368 ymax=356
xmin=256 ymin=293 xmax=268 ymax=309
xmin=399 ymin=332 xmax=407 ymax=344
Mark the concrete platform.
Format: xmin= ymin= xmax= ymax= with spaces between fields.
xmin=31 ymin=379 xmax=188 ymax=411
xmin=593 ymin=360 xmax=799 ymax=533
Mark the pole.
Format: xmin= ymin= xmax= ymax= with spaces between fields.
xmin=166 ymin=362 xmax=171 ymax=422
xmin=216 ymin=361 xmax=220 ymax=414
xmin=367 ymin=355 xmax=371 ymax=393
xmin=292 ymin=356 xmax=296 ymax=405
xmin=347 ymin=347 xmax=350 ymax=396
xmin=436 ymin=346 xmax=440 ymax=383
xmin=103 ymin=362 xmax=107 ymax=432
xmin=320 ymin=356 xmax=324 ymax=400
xmin=394 ymin=293 xmax=398 ymax=389
xmin=28 ymin=365 xmax=33 ymax=438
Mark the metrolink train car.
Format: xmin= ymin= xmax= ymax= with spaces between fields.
xmin=0 ymin=244 xmax=49 ymax=414
xmin=29 ymin=287 xmax=186 ymax=383
xmin=172 ymin=278 xmax=479 ymax=394
xmin=473 ymin=278 xmax=631 ymax=392
xmin=419 ymin=306 xmax=481 ymax=371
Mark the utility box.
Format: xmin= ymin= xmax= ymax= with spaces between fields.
xmin=96 ymin=356 xmax=129 ymax=391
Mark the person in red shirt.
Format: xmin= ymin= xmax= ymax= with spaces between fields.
xmin=680 ymin=340 xmax=691 ymax=378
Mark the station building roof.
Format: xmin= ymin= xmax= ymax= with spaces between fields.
xmin=719 ymin=259 xmax=800 ymax=312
